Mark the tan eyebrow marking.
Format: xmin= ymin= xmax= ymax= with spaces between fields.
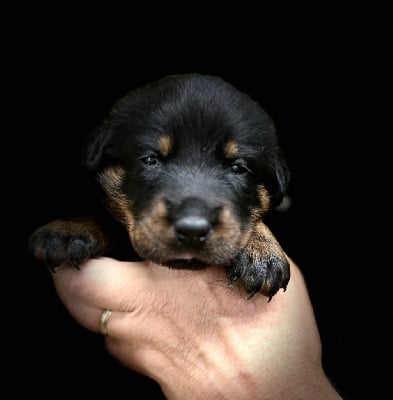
xmin=158 ymin=135 xmax=172 ymax=157
xmin=224 ymin=140 xmax=238 ymax=158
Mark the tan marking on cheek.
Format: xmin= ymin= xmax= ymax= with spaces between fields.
xmin=158 ymin=135 xmax=172 ymax=157
xmin=224 ymin=140 xmax=238 ymax=159
xmin=257 ymin=185 xmax=271 ymax=213
xmin=132 ymin=198 xmax=175 ymax=259
xmin=211 ymin=206 xmax=248 ymax=248
xmin=97 ymin=166 xmax=135 ymax=229
xmin=139 ymin=199 xmax=169 ymax=231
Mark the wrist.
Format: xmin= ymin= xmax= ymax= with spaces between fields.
xmin=155 ymin=356 xmax=342 ymax=400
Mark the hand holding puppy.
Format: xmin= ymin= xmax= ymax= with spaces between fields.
xmin=51 ymin=256 xmax=342 ymax=400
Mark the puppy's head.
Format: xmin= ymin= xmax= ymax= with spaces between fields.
xmin=84 ymin=73 xmax=290 ymax=268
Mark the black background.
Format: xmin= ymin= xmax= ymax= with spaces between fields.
xmin=4 ymin=12 xmax=391 ymax=399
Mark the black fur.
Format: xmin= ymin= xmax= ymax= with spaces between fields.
xmin=29 ymin=73 xmax=291 ymax=299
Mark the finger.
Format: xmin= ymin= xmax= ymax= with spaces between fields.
xmin=51 ymin=257 xmax=232 ymax=312
xmin=52 ymin=258 xmax=186 ymax=340
xmin=56 ymin=291 xmax=103 ymax=333
xmin=51 ymin=257 xmax=150 ymax=311
xmin=56 ymin=288 xmax=144 ymax=338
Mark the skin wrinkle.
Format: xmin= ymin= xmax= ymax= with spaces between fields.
xmin=152 ymin=274 xmax=273 ymax=399
xmin=133 ymin=275 xmax=214 ymax=379
xmin=156 ymin=279 xmax=243 ymax=387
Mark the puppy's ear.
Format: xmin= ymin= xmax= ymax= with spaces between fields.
xmin=83 ymin=125 xmax=113 ymax=172
xmin=267 ymin=153 xmax=291 ymax=208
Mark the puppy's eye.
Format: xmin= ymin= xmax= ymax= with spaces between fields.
xmin=140 ymin=155 xmax=161 ymax=167
xmin=230 ymin=162 xmax=250 ymax=174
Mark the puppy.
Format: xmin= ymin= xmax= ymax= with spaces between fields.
xmin=29 ymin=73 xmax=290 ymax=299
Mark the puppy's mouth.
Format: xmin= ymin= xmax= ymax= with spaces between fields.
xmin=155 ymin=251 xmax=207 ymax=269
xmin=162 ymin=258 xmax=210 ymax=270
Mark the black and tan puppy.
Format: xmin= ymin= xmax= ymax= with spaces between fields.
xmin=29 ymin=73 xmax=290 ymax=299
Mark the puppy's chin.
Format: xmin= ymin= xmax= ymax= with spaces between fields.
xmin=162 ymin=259 xmax=210 ymax=270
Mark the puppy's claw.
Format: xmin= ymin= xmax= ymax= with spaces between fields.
xmin=227 ymin=269 xmax=241 ymax=282
xmin=229 ymin=249 xmax=290 ymax=300
xmin=247 ymin=290 xmax=259 ymax=300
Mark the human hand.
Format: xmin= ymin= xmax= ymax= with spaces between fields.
xmin=51 ymin=257 xmax=342 ymax=399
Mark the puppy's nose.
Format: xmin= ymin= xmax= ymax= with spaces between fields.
xmin=173 ymin=216 xmax=211 ymax=243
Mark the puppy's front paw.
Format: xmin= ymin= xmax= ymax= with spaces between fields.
xmin=228 ymin=248 xmax=290 ymax=300
xmin=28 ymin=218 xmax=109 ymax=271
xmin=227 ymin=222 xmax=290 ymax=299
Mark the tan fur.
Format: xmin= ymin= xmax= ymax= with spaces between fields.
xmin=158 ymin=135 xmax=172 ymax=157
xmin=224 ymin=140 xmax=238 ymax=158
xmin=97 ymin=166 xmax=135 ymax=229
xmin=257 ymin=185 xmax=271 ymax=213
xmin=132 ymin=198 xmax=175 ymax=254
xmin=246 ymin=221 xmax=287 ymax=296
xmin=209 ymin=205 xmax=247 ymax=249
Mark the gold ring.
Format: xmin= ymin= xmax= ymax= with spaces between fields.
xmin=100 ymin=309 xmax=112 ymax=336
